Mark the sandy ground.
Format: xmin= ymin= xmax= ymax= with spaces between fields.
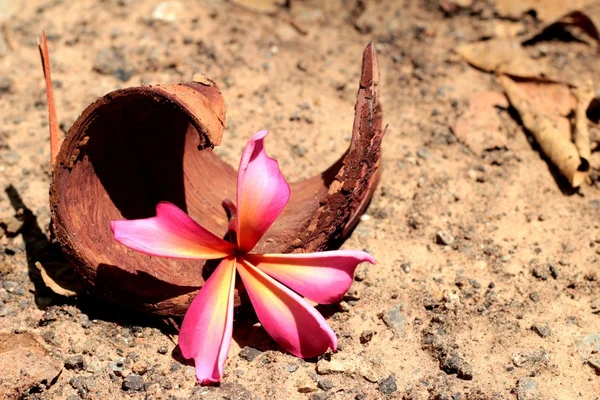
xmin=1 ymin=0 xmax=600 ymax=399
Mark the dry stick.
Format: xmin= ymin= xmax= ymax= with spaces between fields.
xmin=499 ymin=75 xmax=587 ymax=187
xmin=38 ymin=31 xmax=60 ymax=166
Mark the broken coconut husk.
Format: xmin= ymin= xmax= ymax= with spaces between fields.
xmin=45 ymin=42 xmax=384 ymax=316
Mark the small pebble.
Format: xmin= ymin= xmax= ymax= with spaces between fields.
xmin=64 ymin=355 xmax=85 ymax=370
xmin=122 ymin=374 xmax=145 ymax=392
xmin=516 ymin=377 xmax=540 ymax=400
xmin=531 ymin=322 xmax=551 ymax=338
xmin=436 ymin=231 xmax=455 ymax=246
xmin=378 ymin=373 xmax=397 ymax=395
xmin=239 ymin=346 xmax=262 ymax=362
xmin=360 ymin=330 xmax=375 ymax=344
xmin=317 ymin=379 xmax=334 ymax=391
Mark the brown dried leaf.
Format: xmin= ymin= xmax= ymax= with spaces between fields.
xmin=572 ymin=83 xmax=595 ymax=161
xmin=493 ymin=0 xmax=596 ymax=22
xmin=36 ymin=261 xmax=83 ymax=297
xmin=457 ymin=39 xmax=552 ymax=80
xmin=455 ymin=91 xmax=510 ymax=154
xmin=500 ymin=75 xmax=587 ymax=187
xmin=0 ymin=333 xmax=62 ymax=398
xmin=525 ymin=0 xmax=600 ymax=43
xmin=513 ymin=81 xmax=576 ymax=117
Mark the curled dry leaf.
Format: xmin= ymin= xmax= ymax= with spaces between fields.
xmin=35 ymin=261 xmax=83 ymax=297
xmin=526 ymin=0 xmax=600 ymax=43
xmin=454 ymin=91 xmax=509 ymax=154
xmin=0 ymin=333 xmax=63 ymax=399
xmin=48 ymin=43 xmax=384 ymax=316
xmin=500 ymin=75 xmax=588 ymax=187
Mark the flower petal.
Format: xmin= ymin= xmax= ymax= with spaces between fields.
xmin=178 ymin=257 xmax=236 ymax=384
xmin=236 ymin=130 xmax=291 ymax=252
xmin=111 ymin=202 xmax=235 ymax=259
xmin=245 ymin=250 xmax=375 ymax=304
xmin=236 ymin=257 xmax=337 ymax=358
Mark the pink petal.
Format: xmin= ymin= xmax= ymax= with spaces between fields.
xmin=236 ymin=257 xmax=337 ymax=358
xmin=111 ymin=202 xmax=235 ymax=259
xmin=236 ymin=130 xmax=291 ymax=252
xmin=245 ymin=250 xmax=375 ymax=304
xmin=178 ymin=257 xmax=236 ymax=384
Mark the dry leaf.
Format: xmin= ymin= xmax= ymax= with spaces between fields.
xmin=573 ymin=83 xmax=595 ymax=162
xmin=455 ymin=91 xmax=510 ymax=154
xmin=36 ymin=261 xmax=83 ymax=297
xmin=493 ymin=0 xmax=596 ymax=23
xmin=0 ymin=333 xmax=62 ymax=398
xmin=457 ymin=39 xmax=552 ymax=80
xmin=500 ymin=75 xmax=588 ymax=187
xmin=513 ymin=81 xmax=576 ymax=117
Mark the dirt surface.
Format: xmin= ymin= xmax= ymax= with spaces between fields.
xmin=1 ymin=0 xmax=600 ymax=399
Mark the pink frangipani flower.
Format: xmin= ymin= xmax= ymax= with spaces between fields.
xmin=110 ymin=130 xmax=375 ymax=384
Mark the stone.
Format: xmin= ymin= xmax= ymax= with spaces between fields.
xmin=64 ymin=354 xmax=84 ymax=370
xmin=416 ymin=147 xmax=430 ymax=159
xmin=381 ymin=305 xmax=406 ymax=336
xmin=150 ymin=1 xmax=183 ymax=22
xmin=577 ymin=333 xmax=600 ymax=365
xmin=436 ymin=230 xmax=455 ymax=246
xmin=359 ymin=364 xmax=379 ymax=383
xmin=316 ymin=359 xmax=352 ymax=374
xmin=588 ymin=357 xmax=600 ymax=373
xmin=360 ymin=330 xmax=375 ymax=344
xmin=591 ymin=299 xmax=600 ymax=314
xmin=296 ymin=377 xmax=318 ymax=393
xmin=516 ymin=377 xmax=540 ymax=400
xmin=0 ymin=76 xmax=13 ymax=93
xmin=531 ymin=322 xmax=551 ymax=338
xmin=378 ymin=373 xmax=397 ymax=395
xmin=441 ymin=352 xmax=473 ymax=380
xmin=317 ymin=379 xmax=334 ymax=391
xmin=122 ymin=373 xmax=145 ymax=391
xmin=70 ymin=376 xmax=97 ymax=398
xmin=239 ymin=346 xmax=262 ymax=362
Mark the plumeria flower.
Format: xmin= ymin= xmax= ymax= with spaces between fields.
xmin=110 ymin=130 xmax=375 ymax=384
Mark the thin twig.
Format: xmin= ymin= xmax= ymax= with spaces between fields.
xmin=38 ymin=31 xmax=60 ymax=166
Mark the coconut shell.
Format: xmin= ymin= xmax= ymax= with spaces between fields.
xmin=49 ymin=42 xmax=384 ymax=316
